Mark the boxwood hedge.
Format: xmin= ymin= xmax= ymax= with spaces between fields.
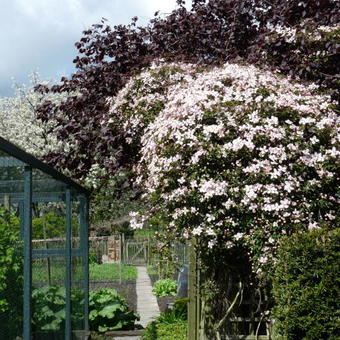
xmin=272 ymin=228 xmax=340 ymax=340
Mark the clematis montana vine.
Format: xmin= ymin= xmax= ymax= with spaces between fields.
xmin=114 ymin=61 xmax=339 ymax=275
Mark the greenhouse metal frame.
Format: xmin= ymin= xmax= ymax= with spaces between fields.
xmin=0 ymin=136 xmax=90 ymax=340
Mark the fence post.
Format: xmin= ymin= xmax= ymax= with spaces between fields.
xmin=126 ymin=238 xmax=129 ymax=264
xmin=122 ymin=233 xmax=125 ymax=263
xmin=119 ymin=233 xmax=122 ymax=284
xmin=4 ymin=194 xmax=10 ymax=211
xmin=144 ymin=240 xmax=147 ymax=264
xmin=43 ymin=221 xmax=51 ymax=285
xmin=188 ymin=237 xmax=199 ymax=340
xmin=147 ymin=235 xmax=151 ymax=265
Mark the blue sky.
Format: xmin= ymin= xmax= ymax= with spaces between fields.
xmin=0 ymin=0 xmax=189 ymax=96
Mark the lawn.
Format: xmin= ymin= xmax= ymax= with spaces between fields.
xmin=32 ymin=261 xmax=137 ymax=283
xmin=89 ymin=263 xmax=137 ymax=280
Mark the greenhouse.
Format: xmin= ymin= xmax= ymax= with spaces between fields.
xmin=0 ymin=136 xmax=90 ymax=340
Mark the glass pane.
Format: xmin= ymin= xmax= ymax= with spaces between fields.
xmin=0 ymin=149 xmax=25 ymax=203
xmin=72 ymin=196 xmax=81 ymax=249
xmin=32 ymin=202 xmax=67 ymax=249
xmin=32 ymin=168 xmax=67 ymax=202
xmin=32 ymin=257 xmax=66 ymax=340
xmin=72 ymin=256 xmax=85 ymax=333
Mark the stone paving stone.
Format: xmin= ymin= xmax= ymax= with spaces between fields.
xmin=136 ymin=266 xmax=160 ymax=328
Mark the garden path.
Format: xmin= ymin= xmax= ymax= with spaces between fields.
xmin=113 ymin=266 xmax=159 ymax=340
xmin=136 ymin=266 xmax=160 ymax=327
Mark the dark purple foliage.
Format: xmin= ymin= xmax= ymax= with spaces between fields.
xmin=35 ymin=0 xmax=339 ymax=183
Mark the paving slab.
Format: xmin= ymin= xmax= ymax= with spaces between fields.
xmin=136 ymin=266 xmax=160 ymax=328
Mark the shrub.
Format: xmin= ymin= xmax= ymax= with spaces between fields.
xmin=143 ymin=310 xmax=187 ymax=340
xmin=32 ymin=211 xmax=79 ymax=239
xmin=152 ymin=279 xmax=177 ymax=297
xmin=156 ymin=321 xmax=187 ymax=340
xmin=89 ymin=250 xmax=100 ymax=265
xmin=173 ymin=298 xmax=188 ymax=320
xmin=0 ymin=208 xmax=22 ymax=339
xmin=272 ymin=228 xmax=340 ymax=340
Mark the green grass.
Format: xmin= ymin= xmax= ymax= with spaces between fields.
xmin=32 ymin=262 xmax=137 ymax=283
xmin=147 ymin=265 xmax=158 ymax=276
xmin=89 ymin=263 xmax=137 ymax=280
xmin=133 ymin=229 xmax=156 ymax=240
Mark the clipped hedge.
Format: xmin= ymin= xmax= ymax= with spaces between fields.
xmin=272 ymin=228 xmax=340 ymax=340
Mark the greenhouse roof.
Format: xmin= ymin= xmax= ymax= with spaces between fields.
xmin=0 ymin=136 xmax=89 ymax=198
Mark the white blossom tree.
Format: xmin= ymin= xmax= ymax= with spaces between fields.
xmin=0 ymin=73 xmax=67 ymax=157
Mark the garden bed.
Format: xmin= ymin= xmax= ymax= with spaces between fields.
xmin=90 ymin=279 xmax=137 ymax=313
xmin=88 ymin=263 xmax=138 ymax=313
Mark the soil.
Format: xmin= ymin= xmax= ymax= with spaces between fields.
xmin=148 ymin=274 xmax=158 ymax=287
xmin=90 ymin=279 xmax=137 ymax=313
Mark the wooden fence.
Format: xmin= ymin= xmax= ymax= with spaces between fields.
xmin=32 ymin=234 xmax=152 ymax=265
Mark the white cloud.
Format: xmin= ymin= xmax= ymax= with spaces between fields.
xmin=0 ymin=0 xmax=188 ymax=96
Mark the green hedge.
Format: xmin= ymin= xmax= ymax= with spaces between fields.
xmin=272 ymin=228 xmax=340 ymax=340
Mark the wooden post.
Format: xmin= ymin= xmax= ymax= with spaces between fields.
xmin=122 ymin=233 xmax=125 ymax=263
xmin=4 ymin=194 xmax=10 ymax=211
xmin=147 ymin=235 xmax=151 ymax=265
xmin=126 ymin=239 xmax=129 ymax=264
xmin=144 ymin=240 xmax=147 ymax=264
xmin=188 ymin=237 xmax=198 ymax=340
xmin=119 ymin=233 xmax=122 ymax=284
xmin=42 ymin=220 xmax=52 ymax=285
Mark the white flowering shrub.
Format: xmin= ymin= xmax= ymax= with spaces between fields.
xmin=111 ymin=61 xmax=339 ymax=277
xmin=107 ymin=62 xmax=196 ymax=144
